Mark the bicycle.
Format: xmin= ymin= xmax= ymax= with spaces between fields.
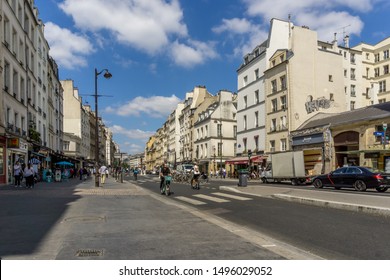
xmin=161 ymin=175 xmax=172 ymax=196
xmin=191 ymin=175 xmax=200 ymax=190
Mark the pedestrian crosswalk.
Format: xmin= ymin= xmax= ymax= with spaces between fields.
xmin=175 ymin=192 xmax=253 ymax=206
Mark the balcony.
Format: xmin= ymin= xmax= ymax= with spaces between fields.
xmin=7 ymin=123 xmax=14 ymax=131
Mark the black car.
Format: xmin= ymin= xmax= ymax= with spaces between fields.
xmin=312 ymin=166 xmax=390 ymax=192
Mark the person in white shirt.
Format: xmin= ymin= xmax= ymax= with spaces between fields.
xmin=23 ymin=163 xmax=35 ymax=188
xmin=99 ymin=165 xmax=107 ymax=184
xmin=191 ymin=164 xmax=201 ymax=187
xmin=14 ymin=162 xmax=22 ymax=187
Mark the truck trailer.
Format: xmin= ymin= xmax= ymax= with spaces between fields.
xmin=260 ymin=151 xmax=313 ymax=185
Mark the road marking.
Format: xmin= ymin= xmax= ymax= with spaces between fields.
xmin=175 ymin=196 xmax=207 ymax=205
xmin=193 ymin=194 xmax=230 ymax=203
xmin=212 ymin=192 xmax=253 ymax=201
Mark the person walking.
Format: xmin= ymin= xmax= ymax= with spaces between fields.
xmin=23 ymin=163 xmax=35 ymax=188
xmin=13 ymin=162 xmax=22 ymax=187
xmin=99 ymin=165 xmax=107 ymax=185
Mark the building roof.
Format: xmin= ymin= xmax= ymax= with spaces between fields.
xmin=298 ymin=102 xmax=390 ymax=130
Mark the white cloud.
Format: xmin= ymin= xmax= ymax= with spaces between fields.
xmin=240 ymin=0 xmax=374 ymax=42
xmin=212 ymin=18 xmax=254 ymax=34
xmin=105 ymin=95 xmax=181 ymax=118
xmin=170 ymin=40 xmax=218 ymax=68
xmin=44 ymin=22 xmax=95 ymax=69
xmin=58 ymin=0 xmax=187 ymax=54
xmin=110 ymin=125 xmax=155 ymax=140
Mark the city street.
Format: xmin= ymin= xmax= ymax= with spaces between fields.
xmin=1 ymin=174 xmax=390 ymax=260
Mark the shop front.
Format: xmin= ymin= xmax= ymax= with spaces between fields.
xmin=225 ymin=155 xmax=266 ymax=178
xmin=6 ymin=137 xmax=29 ymax=184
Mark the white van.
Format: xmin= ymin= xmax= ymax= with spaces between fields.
xmin=176 ymin=164 xmax=194 ymax=173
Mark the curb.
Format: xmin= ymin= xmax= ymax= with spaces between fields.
xmin=273 ymin=194 xmax=390 ymax=217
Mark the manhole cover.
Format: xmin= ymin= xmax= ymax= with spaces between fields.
xmin=63 ymin=216 xmax=106 ymax=223
xmin=76 ymin=249 xmax=104 ymax=257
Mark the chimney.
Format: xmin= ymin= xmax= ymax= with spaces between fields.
xmin=344 ymin=35 xmax=350 ymax=48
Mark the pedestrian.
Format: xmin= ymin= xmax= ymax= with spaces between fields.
xmin=13 ymin=161 xmax=22 ymax=187
xmin=23 ymin=163 xmax=35 ymax=188
xmin=133 ymin=168 xmax=138 ymax=181
xmin=99 ymin=165 xmax=107 ymax=185
xmin=222 ymin=168 xmax=226 ymax=179
xmin=79 ymin=168 xmax=83 ymax=180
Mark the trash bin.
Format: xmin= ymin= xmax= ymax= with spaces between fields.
xmin=238 ymin=170 xmax=248 ymax=187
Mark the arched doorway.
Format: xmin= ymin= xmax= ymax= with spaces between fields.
xmin=334 ymin=131 xmax=360 ymax=167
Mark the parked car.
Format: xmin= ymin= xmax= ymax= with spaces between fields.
xmin=312 ymin=166 xmax=390 ymax=192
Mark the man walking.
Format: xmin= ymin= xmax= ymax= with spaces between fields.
xmin=99 ymin=165 xmax=107 ymax=185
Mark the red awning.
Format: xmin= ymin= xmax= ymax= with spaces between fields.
xmin=225 ymin=155 xmax=266 ymax=165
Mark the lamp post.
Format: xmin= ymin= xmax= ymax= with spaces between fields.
xmin=383 ymin=123 xmax=388 ymax=150
xmin=94 ymin=68 xmax=112 ymax=187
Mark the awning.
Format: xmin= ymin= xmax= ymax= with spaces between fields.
xmin=225 ymin=155 xmax=266 ymax=165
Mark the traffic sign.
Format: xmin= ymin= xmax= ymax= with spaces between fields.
xmin=373 ymin=131 xmax=384 ymax=136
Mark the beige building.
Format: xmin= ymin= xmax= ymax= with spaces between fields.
xmin=353 ymin=37 xmax=390 ymax=105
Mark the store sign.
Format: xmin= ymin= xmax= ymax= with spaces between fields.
xmin=292 ymin=133 xmax=324 ymax=146
xmin=7 ymin=138 xmax=28 ymax=151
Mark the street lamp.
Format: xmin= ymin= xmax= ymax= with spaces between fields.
xmin=94 ymin=68 xmax=112 ymax=187
xmin=383 ymin=123 xmax=388 ymax=150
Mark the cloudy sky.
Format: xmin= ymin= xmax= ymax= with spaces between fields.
xmin=35 ymin=0 xmax=390 ymax=155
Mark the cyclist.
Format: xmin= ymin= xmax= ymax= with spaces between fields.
xmin=159 ymin=162 xmax=171 ymax=192
xmin=191 ymin=163 xmax=201 ymax=188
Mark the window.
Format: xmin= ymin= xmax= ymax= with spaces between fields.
xmin=344 ymin=69 xmax=347 ymax=77
xmin=350 ymin=85 xmax=356 ymax=97
xmin=350 ymin=101 xmax=355 ymax=110
xmin=254 ymin=90 xmax=259 ymax=104
xmin=379 ymin=81 xmax=386 ymax=93
xmin=280 ymin=95 xmax=287 ymax=109
xmin=4 ymin=61 xmax=10 ymax=91
xmin=270 ymin=140 xmax=275 ymax=152
xmin=280 ymin=139 xmax=287 ymax=151
xmin=233 ymin=125 xmax=237 ymax=137
xmin=243 ymin=138 xmax=247 ymax=151
xmin=350 ymin=53 xmax=356 ymax=64
xmin=384 ymin=65 xmax=389 ymax=75
xmin=280 ymin=116 xmax=287 ymax=130
xmin=379 ymin=99 xmax=386 ymax=104
xmin=330 ymin=93 xmax=334 ymax=101
xmin=271 ymin=99 xmax=277 ymax=112
xmin=271 ymin=119 xmax=276 ymax=132
xmin=280 ymin=54 xmax=284 ymax=62
xmin=63 ymin=141 xmax=70 ymax=151
xmin=271 ymin=80 xmax=277 ymax=93
xmin=254 ymin=69 xmax=259 ymax=79
xmin=254 ymin=111 xmax=259 ymax=127
xmin=350 ymin=68 xmax=355 ymax=80
xmin=375 ymin=53 xmax=380 ymax=62
xmin=243 ymin=76 xmax=248 ymax=86
xmin=243 ymin=116 xmax=247 ymax=130
xmin=244 ymin=96 xmax=247 ymax=108
xmin=217 ymin=124 xmax=222 ymax=137
xmin=374 ymin=68 xmax=380 ymax=77
xmin=280 ymin=76 xmax=286 ymax=90
xmin=254 ymin=136 xmax=259 ymax=151
xmin=329 ymin=75 xmax=333 ymax=82
xmin=384 ymin=50 xmax=389 ymax=59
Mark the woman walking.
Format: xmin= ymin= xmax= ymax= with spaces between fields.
xmin=23 ymin=163 xmax=35 ymax=188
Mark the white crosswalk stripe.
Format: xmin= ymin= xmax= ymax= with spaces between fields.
xmin=193 ymin=194 xmax=230 ymax=203
xmin=175 ymin=196 xmax=207 ymax=205
xmin=212 ymin=192 xmax=253 ymax=201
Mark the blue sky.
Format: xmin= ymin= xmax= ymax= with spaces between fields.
xmin=35 ymin=0 xmax=390 ymax=155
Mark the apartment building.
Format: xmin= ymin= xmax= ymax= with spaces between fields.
xmin=236 ymin=19 xmax=291 ymax=164
xmin=178 ymin=86 xmax=212 ymax=163
xmin=193 ymin=90 xmax=237 ymax=174
xmin=353 ymin=37 xmax=390 ymax=105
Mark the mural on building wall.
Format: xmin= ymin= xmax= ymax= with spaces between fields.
xmin=305 ymin=95 xmax=333 ymax=114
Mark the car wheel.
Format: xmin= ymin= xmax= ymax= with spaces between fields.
xmin=334 ymin=186 xmax=341 ymax=190
xmin=313 ymin=179 xmax=323 ymax=188
xmin=354 ymin=180 xmax=367 ymax=191
xmin=376 ymin=186 xmax=388 ymax=192
xmin=261 ymin=177 xmax=268 ymax=183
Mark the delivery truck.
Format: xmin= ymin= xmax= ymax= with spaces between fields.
xmin=260 ymin=151 xmax=312 ymax=185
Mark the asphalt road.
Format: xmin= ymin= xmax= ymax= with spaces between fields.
xmin=134 ymin=175 xmax=390 ymax=259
